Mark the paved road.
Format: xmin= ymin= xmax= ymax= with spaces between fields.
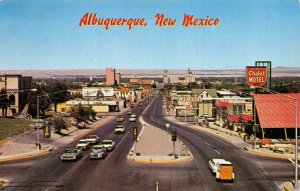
xmin=0 ymin=95 xmax=295 ymax=191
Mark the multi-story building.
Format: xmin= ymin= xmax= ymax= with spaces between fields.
xmin=185 ymin=70 xmax=195 ymax=84
xmin=0 ymin=74 xmax=32 ymax=117
xmin=106 ymin=68 xmax=122 ymax=86
xmin=115 ymin=73 xmax=121 ymax=85
xmin=106 ymin=68 xmax=115 ymax=86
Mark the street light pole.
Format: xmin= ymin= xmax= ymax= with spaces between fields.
xmin=295 ymin=97 xmax=299 ymax=190
xmin=36 ymin=96 xmax=40 ymax=150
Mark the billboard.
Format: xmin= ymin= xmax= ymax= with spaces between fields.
xmin=246 ymin=66 xmax=267 ymax=88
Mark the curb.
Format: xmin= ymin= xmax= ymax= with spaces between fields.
xmin=0 ymin=146 xmax=54 ymax=163
xmin=197 ymin=127 xmax=234 ymax=144
xmin=128 ymin=155 xmax=193 ymax=164
xmin=244 ymin=147 xmax=299 ymax=160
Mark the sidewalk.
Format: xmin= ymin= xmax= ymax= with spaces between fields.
xmin=0 ymin=114 xmax=116 ymax=163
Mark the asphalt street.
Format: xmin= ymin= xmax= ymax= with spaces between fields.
xmin=0 ymin=95 xmax=296 ymax=191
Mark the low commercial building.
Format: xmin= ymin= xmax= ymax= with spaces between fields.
xmin=215 ymin=98 xmax=253 ymax=131
xmin=254 ymin=93 xmax=300 ymax=139
xmin=57 ymin=99 xmax=125 ymax=113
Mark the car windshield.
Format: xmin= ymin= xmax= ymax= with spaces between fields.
xmin=93 ymin=146 xmax=103 ymax=150
xmin=79 ymin=140 xmax=88 ymax=144
xmin=102 ymin=140 xmax=112 ymax=144
xmin=88 ymin=135 xmax=97 ymax=138
xmin=116 ymin=125 xmax=123 ymax=128
xmin=65 ymin=149 xmax=75 ymax=154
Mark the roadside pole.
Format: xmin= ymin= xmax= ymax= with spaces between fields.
xmin=171 ymin=128 xmax=177 ymax=158
xmin=133 ymin=126 xmax=138 ymax=157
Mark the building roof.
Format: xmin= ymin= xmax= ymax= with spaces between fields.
xmin=192 ymin=89 xmax=217 ymax=98
xmin=255 ymin=93 xmax=300 ymax=128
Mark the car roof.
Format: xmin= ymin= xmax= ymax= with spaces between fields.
xmin=102 ymin=139 xmax=113 ymax=142
xmin=93 ymin=145 xmax=104 ymax=148
xmin=210 ymin=158 xmax=232 ymax=164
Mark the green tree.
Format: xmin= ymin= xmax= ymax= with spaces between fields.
xmin=70 ymin=104 xmax=96 ymax=123
xmin=53 ymin=117 xmax=68 ymax=134
xmin=47 ymin=82 xmax=70 ymax=112
xmin=0 ymin=89 xmax=10 ymax=117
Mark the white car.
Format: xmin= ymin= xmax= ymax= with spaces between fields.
xmin=61 ymin=149 xmax=83 ymax=161
xmin=116 ymin=116 xmax=124 ymax=122
xmin=86 ymin=135 xmax=100 ymax=144
xmin=209 ymin=158 xmax=227 ymax=174
xmin=76 ymin=139 xmax=91 ymax=150
xmin=90 ymin=145 xmax=106 ymax=159
xmin=129 ymin=114 xmax=137 ymax=122
xmin=129 ymin=117 xmax=136 ymax=122
xmin=114 ymin=124 xmax=125 ymax=134
xmin=130 ymin=114 xmax=137 ymax=118
xmin=99 ymin=140 xmax=115 ymax=151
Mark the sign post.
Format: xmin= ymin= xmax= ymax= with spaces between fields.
xmin=133 ymin=126 xmax=138 ymax=156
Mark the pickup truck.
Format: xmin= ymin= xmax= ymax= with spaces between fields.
xmin=208 ymin=158 xmax=234 ymax=182
xmin=76 ymin=139 xmax=91 ymax=150
xmin=90 ymin=145 xmax=106 ymax=159
xmin=86 ymin=135 xmax=100 ymax=144
xmin=61 ymin=149 xmax=83 ymax=161
xmin=99 ymin=140 xmax=115 ymax=151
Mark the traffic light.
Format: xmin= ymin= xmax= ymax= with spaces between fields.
xmin=171 ymin=129 xmax=177 ymax=142
xmin=133 ymin=126 xmax=138 ymax=142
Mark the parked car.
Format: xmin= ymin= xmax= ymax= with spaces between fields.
xmin=61 ymin=148 xmax=83 ymax=161
xmin=208 ymin=158 xmax=234 ymax=182
xmin=116 ymin=116 xmax=124 ymax=122
xmin=138 ymin=102 xmax=143 ymax=106
xmin=114 ymin=124 xmax=125 ymax=134
xmin=89 ymin=145 xmax=106 ymax=159
xmin=77 ymin=122 xmax=86 ymax=129
xmin=127 ymin=111 xmax=132 ymax=115
xmin=76 ymin=139 xmax=91 ymax=150
xmin=130 ymin=103 xmax=135 ymax=108
xmin=86 ymin=135 xmax=100 ymax=144
xmin=99 ymin=140 xmax=115 ymax=151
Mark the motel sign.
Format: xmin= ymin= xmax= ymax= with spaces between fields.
xmin=246 ymin=66 xmax=267 ymax=88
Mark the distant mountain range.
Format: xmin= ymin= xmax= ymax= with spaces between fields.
xmin=0 ymin=67 xmax=299 ymax=78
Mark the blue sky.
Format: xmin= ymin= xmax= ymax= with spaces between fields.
xmin=0 ymin=0 xmax=299 ymax=70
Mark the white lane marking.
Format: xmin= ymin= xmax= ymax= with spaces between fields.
xmin=214 ymin=149 xmax=221 ymax=155
xmin=288 ymin=158 xmax=300 ymax=168
xmin=205 ymin=142 xmax=210 ymax=146
xmin=105 ymin=132 xmax=129 ymax=160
